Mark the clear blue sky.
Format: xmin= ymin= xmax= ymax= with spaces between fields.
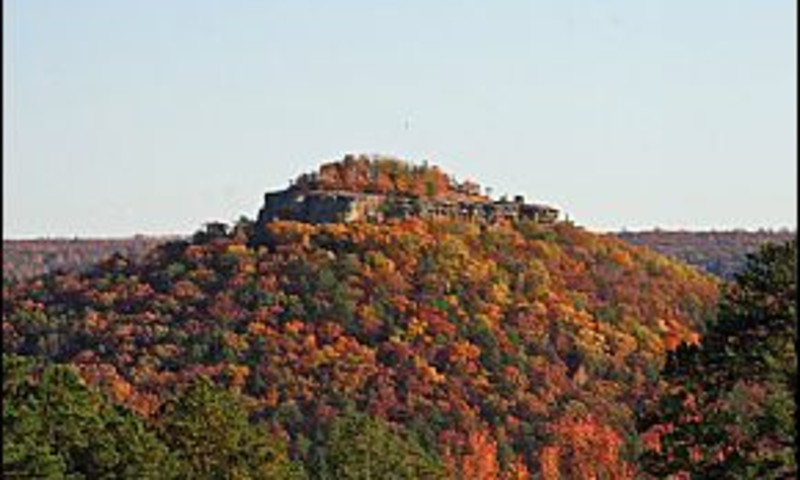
xmin=3 ymin=1 xmax=796 ymax=238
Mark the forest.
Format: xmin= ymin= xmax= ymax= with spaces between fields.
xmin=3 ymin=236 xmax=173 ymax=281
xmin=5 ymin=229 xmax=793 ymax=283
xmin=617 ymin=229 xmax=795 ymax=279
xmin=3 ymin=160 xmax=796 ymax=478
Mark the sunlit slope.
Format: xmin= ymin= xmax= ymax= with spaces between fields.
xmin=3 ymin=218 xmax=718 ymax=478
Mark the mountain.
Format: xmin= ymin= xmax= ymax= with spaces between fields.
xmin=2 ymin=156 xmax=720 ymax=478
xmin=617 ymin=229 xmax=796 ymax=279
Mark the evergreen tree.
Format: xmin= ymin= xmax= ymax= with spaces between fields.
xmin=158 ymin=377 xmax=307 ymax=480
xmin=2 ymin=354 xmax=176 ymax=479
xmin=321 ymin=410 xmax=447 ymax=480
xmin=638 ymin=240 xmax=796 ymax=478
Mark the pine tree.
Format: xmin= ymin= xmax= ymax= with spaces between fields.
xmin=322 ymin=410 xmax=447 ymax=480
xmin=158 ymin=377 xmax=307 ymax=479
xmin=2 ymin=354 xmax=176 ymax=479
xmin=638 ymin=240 xmax=796 ymax=478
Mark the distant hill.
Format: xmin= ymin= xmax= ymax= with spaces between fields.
xmin=2 ymin=236 xmax=176 ymax=281
xmin=7 ymin=229 xmax=792 ymax=284
xmin=616 ymin=230 xmax=796 ymax=279
xmin=2 ymin=156 xmax=721 ymax=479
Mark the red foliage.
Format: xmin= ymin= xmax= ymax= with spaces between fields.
xmin=2 ymin=215 xmax=719 ymax=477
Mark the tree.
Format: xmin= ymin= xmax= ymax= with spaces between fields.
xmin=321 ymin=410 xmax=447 ymax=480
xmin=2 ymin=356 xmax=66 ymax=479
xmin=637 ymin=240 xmax=796 ymax=478
xmin=2 ymin=354 xmax=176 ymax=479
xmin=158 ymin=377 xmax=306 ymax=479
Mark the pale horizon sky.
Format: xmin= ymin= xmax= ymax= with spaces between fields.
xmin=3 ymin=1 xmax=797 ymax=239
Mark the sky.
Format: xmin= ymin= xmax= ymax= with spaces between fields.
xmin=3 ymin=0 xmax=797 ymax=238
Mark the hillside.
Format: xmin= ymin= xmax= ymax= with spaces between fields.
xmin=7 ymin=229 xmax=792 ymax=284
xmin=617 ymin=229 xmax=796 ymax=279
xmin=3 ymin=204 xmax=719 ymax=479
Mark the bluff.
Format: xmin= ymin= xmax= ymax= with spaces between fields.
xmin=256 ymin=154 xmax=559 ymax=227
xmin=2 ymin=156 xmax=719 ymax=479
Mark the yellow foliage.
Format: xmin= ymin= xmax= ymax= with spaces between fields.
xmin=226 ymin=244 xmax=249 ymax=256
xmin=407 ymin=317 xmax=427 ymax=338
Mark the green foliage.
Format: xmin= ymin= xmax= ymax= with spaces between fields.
xmin=158 ymin=377 xmax=307 ymax=480
xmin=3 ymin=215 xmax=721 ymax=477
xmin=638 ymin=240 xmax=797 ymax=478
xmin=318 ymin=410 xmax=447 ymax=480
xmin=3 ymin=357 xmax=67 ymax=479
xmin=2 ymin=354 xmax=176 ymax=480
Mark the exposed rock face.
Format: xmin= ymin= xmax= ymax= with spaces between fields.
xmin=257 ymin=186 xmax=559 ymax=226
xmin=258 ymin=189 xmax=386 ymax=224
xmin=256 ymin=156 xmax=560 ymax=228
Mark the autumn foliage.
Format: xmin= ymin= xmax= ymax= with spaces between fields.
xmin=295 ymin=154 xmax=486 ymax=201
xmin=3 ymin=163 xmax=720 ymax=477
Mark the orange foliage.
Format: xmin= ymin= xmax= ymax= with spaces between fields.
xmin=502 ymin=455 xmax=530 ymax=480
xmin=2 ymin=203 xmax=720 ymax=477
xmin=443 ymin=428 xmax=500 ymax=480
xmin=540 ymin=445 xmax=560 ymax=480
xmin=543 ymin=413 xmax=632 ymax=480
